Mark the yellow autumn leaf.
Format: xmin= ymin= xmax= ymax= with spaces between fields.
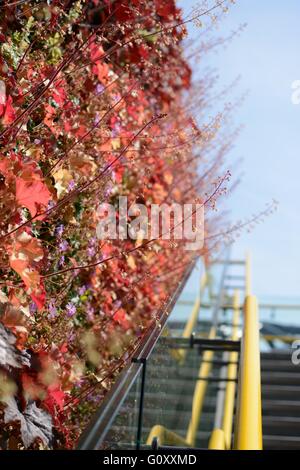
xmin=111 ymin=138 xmax=121 ymax=150
xmin=53 ymin=169 xmax=73 ymax=198
xmin=127 ymin=255 xmax=136 ymax=270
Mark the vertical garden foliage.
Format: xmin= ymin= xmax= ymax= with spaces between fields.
xmin=0 ymin=0 xmax=233 ymax=448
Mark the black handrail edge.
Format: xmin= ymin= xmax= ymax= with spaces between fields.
xmin=77 ymin=256 xmax=198 ymax=450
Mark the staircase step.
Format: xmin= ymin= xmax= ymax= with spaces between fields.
xmin=263 ymin=434 xmax=300 ymax=450
xmin=261 ymin=359 xmax=298 ymax=372
xmin=262 ymin=384 xmax=300 ymax=400
xmin=261 ymin=351 xmax=292 ymax=361
xmin=261 ymin=372 xmax=300 ymax=386
xmin=262 ymin=399 xmax=300 ymax=417
xmin=262 ymin=416 xmax=300 ymax=436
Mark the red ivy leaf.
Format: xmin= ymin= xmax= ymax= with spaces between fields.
xmin=44 ymin=386 xmax=65 ymax=412
xmin=155 ymin=0 xmax=177 ymax=18
xmin=113 ymin=308 xmax=130 ymax=330
xmin=16 ymin=177 xmax=51 ymax=219
xmin=8 ymin=232 xmax=46 ymax=310
xmin=52 ymin=84 xmax=67 ymax=107
xmin=1 ymin=95 xmax=16 ymax=125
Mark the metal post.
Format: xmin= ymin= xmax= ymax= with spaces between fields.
xmin=234 ymin=295 xmax=262 ymax=449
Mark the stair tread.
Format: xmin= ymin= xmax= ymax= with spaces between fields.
xmin=264 ymin=434 xmax=300 ymax=442
xmin=262 ymin=371 xmax=300 ymax=377
xmin=263 ymin=415 xmax=300 ymax=423
xmin=263 ymin=399 xmax=300 ymax=406
xmin=263 ymin=384 xmax=300 ymax=390
xmin=263 ymin=434 xmax=300 ymax=449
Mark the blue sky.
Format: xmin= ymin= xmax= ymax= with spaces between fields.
xmin=180 ymin=0 xmax=300 ymax=298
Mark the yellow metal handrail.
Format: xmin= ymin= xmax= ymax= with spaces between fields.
xmin=234 ymin=294 xmax=263 ymax=450
xmin=222 ymin=289 xmax=240 ymax=449
xmin=175 ymin=272 xmax=207 ymax=364
xmin=147 ymin=268 xmax=211 ymax=448
xmin=147 ymin=255 xmax=263 ymax=451
xmin=185 ymin=325 xmax=216 ymax=446
xmin=263 ymin=334 xmax=299 ymax=343
xmin=146 ymin=425 xmax=189 ymax=448
xmin=146 ymin=325 xmax=216 ymax=448
xmin=183 ymin=272 xmax=208 ymax=338
xmin=208 ymin=254 xmax=263 ymax=451
xmin=208 ymin=290 xmax=240 ymax=450
xmin=208 ymin=429 xmax=226 ymax=449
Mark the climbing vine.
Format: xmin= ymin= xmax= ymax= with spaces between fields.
xmin=0 ymin=0 xmax=237 ymax=449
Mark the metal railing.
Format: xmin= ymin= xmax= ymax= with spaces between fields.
xmin=78 ymin=252 xmax=266 ymax=451
xmin=146 ymin=251 xmax=231 ymax=448
xmin=77 ymin=260 xmax=196 ymax=450
xmin=233 ymin=254 xmax=262 ymax=449
xmin=234 ymin=294 xmax=263 ymax=450
xmin=223 ymin=290 xmax=240 ymax=449
xmin=208 ymin=255 xmax=263 ymax=450
xmin=208 ymin=289 xmax=241 ymax=449
xmin=176 ymin=272 xmax=207 ymax=364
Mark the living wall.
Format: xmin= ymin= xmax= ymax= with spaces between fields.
xmin=0 ymin=0 xmax=233 ymax=449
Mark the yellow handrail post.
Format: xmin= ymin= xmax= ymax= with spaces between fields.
xmin=185 ymin=326 xmax=216 ymax=446
xmin=147 ymin=268 xmax=210 ymax=447
xmin=146 ymin=425 xmax=189 ymax=448
xmin=182 ymin=272 xmax=207 ymax=339
xmin=181 ymin=297 xmax=201 ymax=339
xmin=176 ymin=271 xmax=207 ymax=364
xmin=208 ymin=429 xmax=226 ymax=450
xmin=234 ymin=295 xmax=262 ymax=450
xmin=222 ymin=289 xmax=240 ymax=449
xmin=147 ymin=255 xmax=264 ymax=451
